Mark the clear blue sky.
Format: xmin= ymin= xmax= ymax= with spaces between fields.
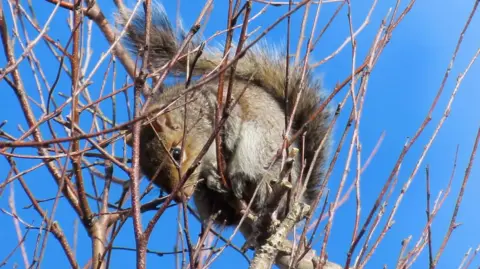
xmin=1 ymin=0 xmax=479 ymax=268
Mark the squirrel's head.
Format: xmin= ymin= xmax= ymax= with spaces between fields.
xmin=126 ymin=107 xmax=207 ymax=203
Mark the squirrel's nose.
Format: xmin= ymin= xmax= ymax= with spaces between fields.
xmin=173 ymin=190 xmax=191 ymax=203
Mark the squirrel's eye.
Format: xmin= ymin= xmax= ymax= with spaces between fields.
xmin=170 ymin=147 xmax=182 ymax=162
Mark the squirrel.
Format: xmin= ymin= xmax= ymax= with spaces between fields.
xmin=118 ymin=3 xmax=332 ymax=244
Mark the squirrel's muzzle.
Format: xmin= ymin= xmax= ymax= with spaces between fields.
xmin=171 ymin=183 xmax=195 ymax=203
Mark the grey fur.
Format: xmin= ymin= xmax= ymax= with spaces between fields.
xmin=119 ymin=3 xmax=332 ymax=232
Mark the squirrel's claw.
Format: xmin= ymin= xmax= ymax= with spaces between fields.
xmin=204 ymin=170 xmax=229 ymax=194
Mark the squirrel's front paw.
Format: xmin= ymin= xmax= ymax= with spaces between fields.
xmin=204 ymin=170 xmax=228 ymax=193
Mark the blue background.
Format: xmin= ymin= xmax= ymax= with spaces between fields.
xmin=1 ymin=0 xmax=479 ymax=268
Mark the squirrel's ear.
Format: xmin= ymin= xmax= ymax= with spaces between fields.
xmin=151 ymin=115 xmax=167 ymax=133
xmin=171 ymin=123 xmax=181 ymax=130
xmin=156 ymin=114 xmax=182 ymax=131
xmin=150 ymin=115 xmax=180 ymax=134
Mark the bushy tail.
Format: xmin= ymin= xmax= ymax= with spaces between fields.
xmin=115 ymin=4 xmax=221 ymax=75
xmin=117 ymin=3 xmax=332 ymax=204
